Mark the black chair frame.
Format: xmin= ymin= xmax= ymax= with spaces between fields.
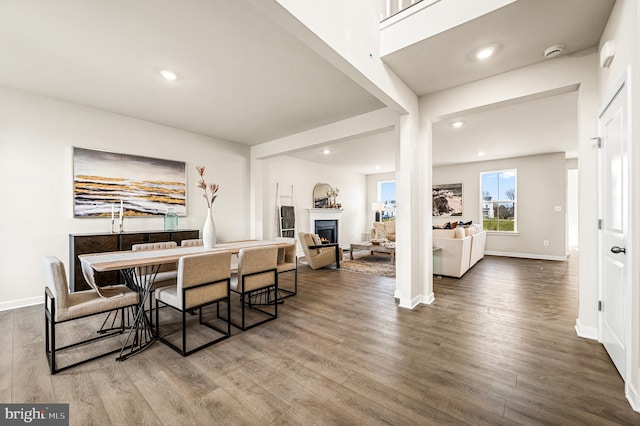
xmin=229 ymin=268 xmax=278 ymax=331
xmin=155 ymin=277 xmax=231 ymax=356
xmin=277 ymin=257 xmax=298 ymax=300
xmin=308 ymin=243 xmax=341 ymax=268
xmin=44 ymin=287 xmax=137 ymax=374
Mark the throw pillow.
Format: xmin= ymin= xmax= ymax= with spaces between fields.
xmin=450 ymin=221 xmax=458 ymax=229
xmin=310 ymin=234 xmax=323 ymax=254
xmin=443 ymin=222 xmax=451 ymax=229
xmin=454 ymin=227 xmax=465 ymax=239
xmin=465 ymin=225 xmax=476 ymax=236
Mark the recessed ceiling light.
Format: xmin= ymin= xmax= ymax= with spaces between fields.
xmin=477 ymin=151 xmax=485 ymax=157
xmin=451 ymin=121 xmax=464 ymax=128
xmin=160 ymin=69 xmax=177 ymax=81
xmin=375 ymin=165 xmax=381 ymax=170
xmin=322 ymin=149 xmax=331 ymax=155
xmin=475 ymin=47 xmax=495 ymax=60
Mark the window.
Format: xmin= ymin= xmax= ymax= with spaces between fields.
xmin=481 ymin=170 xmax=516 ymax=232
xmin=378 ymin=180 xmax=396 ymax=221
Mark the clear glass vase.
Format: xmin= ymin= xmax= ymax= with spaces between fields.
xmin=164 ymin=207 xmax=178 ymax=231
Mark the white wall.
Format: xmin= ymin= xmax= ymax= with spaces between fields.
xmin=598 ymin=0 xmax=640 ymax=410
xmin=261 ymin=156 xmax=367 ymax=249
xmin=433 ymin=153 xmax=567 ymax=259
xmin=0 ymin=87 xmax=250 ymax=310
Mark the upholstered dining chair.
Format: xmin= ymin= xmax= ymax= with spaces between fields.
xmin=298 ymin=232 xmax=342 ymax=270
xmin=131 ymin=241 xmax=179 ymax=289
xmin=154 ymin=251 xmax=232 ymax=356
xmin=181 ymin=238 xmax=239 ymax=272
xmin=43 ymin=256 xmax=139 ymax=374
xmin=274 ymin=237 xmax=297 ymax=298
xmin=132 ymin=241 xmax=179 ymax=325
xmin=180 ymin=238 xmax=203 ymax=247
xmin=230 ymin=246 xmax=279 ymax=330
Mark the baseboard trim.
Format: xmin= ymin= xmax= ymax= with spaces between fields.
xmin=421 ymin=292 xmax=435 ymax=305
xmin=0 ymin=296 xmax=43 ymax=312
xmin=626 ymin=381 xmax=640 ymax=412
xmin=398 ymin=294 xmax=422 ymax=309
xmin=574 ymin=319 xmax=598 ymax=340
xmin=485 ymin=251 xmax=567 ymax=261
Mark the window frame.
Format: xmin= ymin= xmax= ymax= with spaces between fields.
xmin=377 ymin=180 xmax=396 ymax=221
xmin=479 ymin=169 xmax=517 ymax=233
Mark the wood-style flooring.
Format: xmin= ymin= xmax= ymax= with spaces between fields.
xmin=3 ymin=253 xmax=640 ymax=425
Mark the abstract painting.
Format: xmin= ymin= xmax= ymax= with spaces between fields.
xmin=432 ymin=183 xmax=462 ymax=217
xmin=73 ymin=147 xmax=186 ymax=217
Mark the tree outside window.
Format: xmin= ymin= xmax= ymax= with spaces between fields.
xmin=481 ymin=170 xmax=516 ymax=232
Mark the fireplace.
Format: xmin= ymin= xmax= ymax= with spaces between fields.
xmin=308 ymin=208 xmax=343 ymax=246
xmin=315 ymin=220 xmax=338 ymax=244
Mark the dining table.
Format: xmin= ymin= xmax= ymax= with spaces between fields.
xmin=79 ymin=239 xmax=292 ymax=361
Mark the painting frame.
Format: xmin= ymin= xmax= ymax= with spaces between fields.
xmin=73 ymin=147 xmax=187 ymax=218
xmin=432 ymin=183 xmax=463 ymax=217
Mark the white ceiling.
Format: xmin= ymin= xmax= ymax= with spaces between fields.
xmin=432 ymin=90 xmax=579 ymax=167
xmin=0 ymin=0 xmax=615 ymax=174
xmin=382 ymin=0 xmax=615 ymax=96
xmin=0 ymin=0 xmax=384 ymax=145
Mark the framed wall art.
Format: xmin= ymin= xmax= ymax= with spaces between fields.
xmin=432 ymin=183 xmax=463 ymax=217
xmin=73 ymin=147 xmax=186 ymax=218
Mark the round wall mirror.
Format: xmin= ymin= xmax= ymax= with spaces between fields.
xmin=313 ymin=183 xmax=333 ymax=208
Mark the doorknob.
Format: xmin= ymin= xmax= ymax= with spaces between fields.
xmin=611 ymin=246 xmax=626 ymax=254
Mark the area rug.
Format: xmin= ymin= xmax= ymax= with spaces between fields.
xmin=339 ymin=250 xmax=396 ymax=278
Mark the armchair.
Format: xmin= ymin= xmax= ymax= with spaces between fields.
xmin=298 ymin=232 xmax=341 ymax=270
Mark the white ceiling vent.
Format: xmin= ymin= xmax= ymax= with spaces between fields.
xmin=544 ymin=44 xmax=564 ymax=59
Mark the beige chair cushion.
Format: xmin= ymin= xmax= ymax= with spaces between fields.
xmin=230 ymin=246 xmax=278 ymax=292
xmin=132 ymin=241 xmax=178 ymax=274
xmin=43 ymin=256 xmax=139 ymax=322
xmin=181 ymin=239 xmax=203 ymax=247
xmin=156 ymin=251 xmax=231 ymax=310
xmin=301 ymin=233 xmax=321 ymax=256
xmin=274 ymin=238 xmax=297 ymax=273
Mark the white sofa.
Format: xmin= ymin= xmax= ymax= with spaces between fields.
xmin=432 ymin=224 xmax=486 ymax=278
xmin=468 ymin=224 xmax=486 ymax=267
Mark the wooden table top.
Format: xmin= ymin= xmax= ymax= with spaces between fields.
xmin=79 ymin=240 xmax=291 ymax=273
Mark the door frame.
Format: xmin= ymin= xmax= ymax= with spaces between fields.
xmin=597 ymin=67 xmax=633 ymax=384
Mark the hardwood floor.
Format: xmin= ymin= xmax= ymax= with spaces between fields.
xmin=4 ymin=253 xmax=640 ymax=425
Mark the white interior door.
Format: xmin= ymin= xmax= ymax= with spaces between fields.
xmin=598 ymin=80 xmax=629 ymax=380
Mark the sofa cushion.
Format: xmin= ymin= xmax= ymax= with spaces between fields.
xmin=465 ymin=225 xmax=477 ymax=236
xmin=433 ymin=229 xmax=457 ymax=239
xmin=454 ymin=227 xmax=465 ymax=239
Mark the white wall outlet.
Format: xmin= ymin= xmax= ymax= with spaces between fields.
xmin=554 ymin=206 xmax=562 ymax=212
xmin=543 ymin=240 xmax=549 ymax=246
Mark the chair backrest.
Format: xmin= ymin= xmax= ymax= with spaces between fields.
xmin=181 ymin=238 xmax=203 ymax=247
xmin=275 ymin=237 xmax=297 ymax=264
xmin=298 ymin=232 xmax=322 ymax=258
xmin=42 ymin=256 xmax=69 ymax=311
xmin=177 ymin=251 xmax=232 ymax=309
xmin=132 ymin=241 xmax=178 ymax=272
xmin=238 ymin=246 xmax=278 ymax=292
